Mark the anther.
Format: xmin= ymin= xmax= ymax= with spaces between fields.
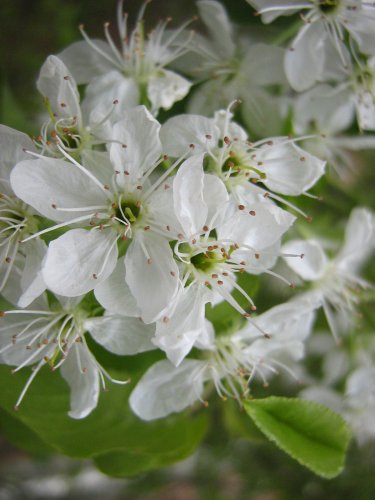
xmin=205 ymin=134 xmax=212 ymax=140
xmin=202 ymin=225 xmax=209 ymax=232
xmin=249 ymin=210 xmax=256 ymax=216
xmin=5 ymin=257 xmax=11 ymax=264
xmin=144 ymin=226 xmax=150 ymax=231
xmin=122 ymin=144 xmax=127 ymax=148
xmin=255 ymin=253 xmax=260 ymax=259
xmin=113 ymin=99 xmax=119 ymax=105
xmin=217 ymin=280 xmax=224 ymax=285
xmin=93 ymin=273 xmax=98 ymax=279
xmin=162 ymin=316 xmax=169 ymax=323
xmin=51 ymin=204 xmax=57 ymax=209
xmin=170 ymin=271 xmax=176 ymax=277
xmin=189 ymin=144 xmax=195 ymax=149
xmin=147 ymin=258 xmax=152 ymax=264
xmin=238 ymin=204 xmax=245 ymax=210
xmin=211 ymin=274 xmax=218 ymax=278
xmin=223 ymin=136 xmax=231 ymax=145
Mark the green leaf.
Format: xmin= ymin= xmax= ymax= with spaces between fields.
xmin=93 ymin=414 xmax=207 ymax=477
xmin=0 ymin=364 xmax=208 ymax=475
xmin=222 ymin=400 xmax=265 ymax=443
xmin=0 ymin=408 xmax=54 ymax=456
xmin=243 ymin=397 xmax=351 ymax=478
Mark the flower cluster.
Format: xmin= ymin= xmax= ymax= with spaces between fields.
xmin=1 ymin=0 xmax=375 ymax=457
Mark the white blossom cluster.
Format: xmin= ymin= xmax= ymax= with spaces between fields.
xmin=0 ymin=0 xmax=375 ymax=443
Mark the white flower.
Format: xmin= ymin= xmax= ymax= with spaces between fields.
xmin=129 ymin=298 xmax=316 ymax=420
xmin=160 ymin=109 xmax=326 ymax=202
xmin=247 ymin=0 xmax=375 ymax=91
xmin=151 ymin=153 xmax=296 ymax=366
xmin=292 ymin=83 xmax=375 ymax=177
xmin=0 ymin=295 xmax=155 ymax=418
xmin=185 ymin=1 xmax=288 ymax=137
xmin=10 ymin=106 xmax=181 ymax=323
xmin=282 ymin=207 xmax=375 ymax=338
xmin=345 ymin=366 xmax=375 ymax=444
xmin=0 ymin=125 xmax=47 ymax=306
xmin=58 ymin=1 xmax=192 ymax=115
xmin=35 ymin=55 xmax=115 ymax=158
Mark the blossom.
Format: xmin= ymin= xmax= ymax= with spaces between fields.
xmin=0 ymin=125 xmax=46 ymax=307
xmin=183 ymin=1 xmax=288 ymax=137
xmin=151 ymin=152 xmax=296 ymax=366
xmin=129 ymin=298 xmax=316 ymax=420
xmin=247 ymin=0 xmax=375 ymax=91
xmin=34 ymin=55 xmax=116 ymax=159
xmin=292 ymin=83 xmax=375 ymax=177
xmin=160 ymin=108 xmax=326 ymax=204
xmin=58 ymin=1 xmax=192 ymax=115
xmin=282 ymin=207 xmax=375 ymax=338
xmin=10 ymin=106 xmax=181 ymax=323
xmin=0 ymin=295 xmax=155 ymax=418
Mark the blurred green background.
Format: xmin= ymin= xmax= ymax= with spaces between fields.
xmin=1 ymin=0 xmax=375 ymax=498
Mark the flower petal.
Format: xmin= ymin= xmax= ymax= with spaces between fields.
xmin=82 ymin=71 xmax=139 ymax=125
xmin=173 ymin=154 xmax=207 ymax=236
xmin=85 ymin=315 xmax=155 ymax=355
xmin=0 ymin=125 xmax=36 ymax=194
xmin=42 ymin=228 xmax=118 ymax=296
xmin=148 ymin=70 xmax=191 ymax=112
xmin=125 ymin=232 xmax=179 ymax=323
xmin=60 ymin=343 xmax=100 ymax=419
xmin=58 ymin=40 xmax=116 ymax=84
xmin=109 ymin=105 xmax=162 ymax=183
xmin=10 ymin=157 xmax=108 ymax=222
xmin=282 ymin=239 xmax=328 ymax=281
xmin=94 ymin=260 xmax=140 ymax=316
xmin=37 ymin=55 xmax=81 ymax=125
xmin=160 ymin=114 xmax=220 ymax=157
xmin=153 ymin=285 xmax=210 ymax=366
xmin=129 ymin=359 xmax=207 ymax=420
xmin=258 ymin=140 xmax=326 ymax=195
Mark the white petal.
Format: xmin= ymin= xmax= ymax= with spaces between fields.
xmin=218 ymin=202 xmax=295 ymax=250
xmin=203 ymin=173 xmax=229 ymax=227
xmin=258 ymin=140 xmax=326 ymax=195
xmin=282 ymin=239 xmax=328 ymax=281
xmin=60 ymin=343 xmax=100 ymax=419
xmin=241 ymin=88 xmax=289 ymax=139
xmin=285 ymin=23 xmax=326 ymax=91
xmin=197 ymin=1 xmax=235 ymax=58
xmin=37 ymin=55 xmax=81 ymax=125
xmin=160 ymin=114 xmax=220 ymax=157
xmin=109 ymin=106 xmax=162 ymax=182
xmin=337 ymin=207 xmax=375 ymax=272
xmin=148 ymin=70 xmax=191 ymax=112
xmin=355 ymin=90 xmax=375 ymax=131
xmin=294 ymin=84 xmax=355 ymax=135
xmin=85 ymin=315 xmax=155 ymax=355
xmin=10 ymin=157 xmax=108 ymax=222
xmin=125 ymin=233 xmax=179 ymax=323
xmin=18 ymin=239 xmax=47 ymax=308
xmin=94 ymin=260 xmax=140 ymax=316
xmin=58 ymin=40 xmax=116 ymax=83
xmin=153 ymin=285 xmax=209 ymax=366
xmin=82 ymin=71 xmax=139 ymax=124
xmin=42 ymin=229 xmax=118 ymax=296
xmin=129 ymin=359 xmax=207 ymax=420
xmin=81 ymin=150 xmax=116 ymax=187
xmin=246 ymin=0 xmax=306 ymax=23
xmin=241 ymin=43 xmax=287 ymax=86
xmin=173 ymin=154 xmax=207 ymax=236
xmin=0 ymin=125 xmax=36 ymax=194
